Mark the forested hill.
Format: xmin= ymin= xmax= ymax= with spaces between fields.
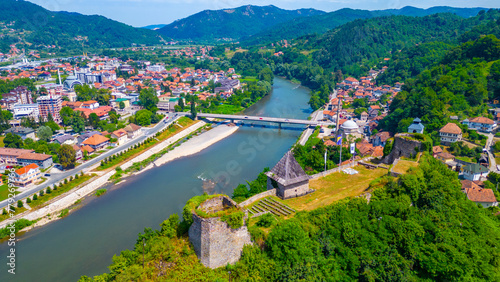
xmin=0 ymin=0 xmax=160 ymax=52
xmin=241 ymin=6 xmax=487 ymax=45
xmin=307 ymin=10 xmax=500 ymax=75
xmin=157 ymin=5 xmax=325 ymax=42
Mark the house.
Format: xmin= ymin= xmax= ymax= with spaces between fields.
xmin=5 ymin=127 xmax=36 ymax=140
xmin=111 ymin=129 xmax=128 ymax=146
xmin=9 ymin=163 xmax=41 ymax=187
xmin=462 ymin=117 xmax=495 ymax=132
xmin=462 ymin=163 xmax=489 ymax=181
xmin=432 ymin=146 xmax=443 ymax=158
xmin=0 ymin=148 xmax=34 ymax=167
xmin=53 ymin=134 xmax=76 ymax=145
xmin=81 ymin=145 xmax=95 ymax=155
xmin=368 ymin=109 xmax=379 ymax=119
xmin=370 ymin=131 xmax=391 ymax=147
xmin=439 ymin=123 xmax=462 ymax=144
xmin=17 ymin=152 xmax=53 ymax=169
xmin=123 ymin=123 xmax=142 ymax=139
xmin=77 ymin=131 xmax=101 ymax=145
xmin=265 ymin=151 xmax=312 ymax=199
xmin=81 ymin=134 xmax=110 ymax=151
xmin=360 ymin=111 xmax=368 ymax=121
xmin=407 ymin=118 xmax=424 ymax=134
xmin=81 ymin=100 xmax=100 ymax=110
xmin=435 ymin=152 xmax=458 ymax=170
xmin=72 ymin=145 xmax=83 ymax=160
xmin=461 ymin=180 xmax=498 ymax=208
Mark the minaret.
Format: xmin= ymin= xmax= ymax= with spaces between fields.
xmin=58 ymin=69 xmax=62 ymax=86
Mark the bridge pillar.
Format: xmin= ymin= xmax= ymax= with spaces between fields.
xmin=231 ymin=119 xmax=234 ymax=124
xmin=278 ymin=122 xmax=282 ymax=129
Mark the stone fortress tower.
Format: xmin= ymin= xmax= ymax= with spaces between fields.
xmin=188 ymin=196 xmax=252 ymax=269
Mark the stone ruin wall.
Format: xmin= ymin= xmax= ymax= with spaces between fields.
xmin=383 ymin=134 xmax=423 ymax=164
xmin=188 ymin=196 xmax=252 ymax=269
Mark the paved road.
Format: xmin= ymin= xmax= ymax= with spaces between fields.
xmin=298 ymin=110 xmax=324 ymax=146
xmin=0 ymin=114 xmax=179 ymax=209
xmin=486 ymin=132 xmax=498 ymax=172
xmin=176 ymin=112 xmax=334 ymax=126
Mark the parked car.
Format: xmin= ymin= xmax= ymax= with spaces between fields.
xmin=44 ymin=173 xmax=50 ymax=177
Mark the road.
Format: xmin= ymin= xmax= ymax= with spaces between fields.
xmin=0 ymin=114 xmax=179 ymax=209
xmin=485 ymin=132 xmax=498 ymax=172
xmin=298 ymin=110 xmax=324 ymax=146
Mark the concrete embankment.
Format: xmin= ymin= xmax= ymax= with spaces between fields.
xmin=0 ymin=121 xmax=236 ymax=230
xmin=154 ymin=124 xmax=239 ymax=166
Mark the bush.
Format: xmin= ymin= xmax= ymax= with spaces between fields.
xmin=64 ymin=179 xmax=68 ymax=184
xmin=2 ymin=208 xmax=6 ymax=215
xmin=46 ymin=187 xmax=51 ymax=194
xmin=39 ymin=190 xmax=44 ymax=197
xmin=255 ymin=213 xmax=275 ymax=228
xmin=221 ymin=211 xmax=245 ymax=229
xmin=17 ymin=200 xmax=23 ymax=208
xmin=26 ymin=197 xmax=31 ymax=203
xmin=75 ymin=174 xmax=79 ymax=179
xmin=33 ymin=194 xmax=38 ymax=200
xmin=70 ymin=176 xmax=73 ymax=181
xmin=95 ymin=189 xmax=107 ymax=197
xmin=53 ymin=185 xmax=57 ymax=191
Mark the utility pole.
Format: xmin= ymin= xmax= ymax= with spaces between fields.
xmin=324 ymin=150 xmax=327 ymax=172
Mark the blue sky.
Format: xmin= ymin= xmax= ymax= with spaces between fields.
xmin=27 ymin=0 xmax=500 ymax=27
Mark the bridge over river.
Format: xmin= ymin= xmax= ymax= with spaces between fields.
xmin=176 ymin=112 xmax=335 ymax=128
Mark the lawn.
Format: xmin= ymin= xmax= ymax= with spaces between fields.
xmin=285 ymin=166 xmax=388 ymax=211
xmin=28 ymin=174 xmax=95 ymax=208
xmin=392 ymin=160 xmax=419 ymax=175
xmin=0 ymin=184 xmax=14 ymax=202
xmin=455 ymin=156 xmax=476 ymax=163
xmin=225 ymin=48 xmax=248 ymax=59
xmin=0 ymin=136 xmax=4 ymax=147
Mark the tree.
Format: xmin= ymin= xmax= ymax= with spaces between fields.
xmin=190 ymin=101 xmax=197 ymax=119
xmin=178 ymin=98 xmax=185 ymax=110
xmin=4 ymin=133 xmax=23 ymax=148
xmin=88 ymin=113 xmax=100 ymax=129
xmin=135 ymin=109 xmax=153 ymax=126
xmin=37 ymin=126 xmax=53 ymax=142
xmin=45 ymin=120 xmax=60 ymax=132
xmin=60 ymin=106 xmax=74 ymax=126
xmin=58 ymin=144 xmax=76 ymax=170
xmin=71 ymin=114 xmax=86 ymax=133
xmin=119 ymin=101 xmax=125 ymax=109
xmin=138 ymin=88 xmax=159 ymax=112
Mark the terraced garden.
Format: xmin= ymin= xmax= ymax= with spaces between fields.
xmin=247 ymin=197 xmax=295 ymax=217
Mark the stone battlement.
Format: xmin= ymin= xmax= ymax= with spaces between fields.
xmin=188 ymin=196 xmax=252 ymax=269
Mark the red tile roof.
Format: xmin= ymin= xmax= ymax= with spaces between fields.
xmin=15 ymin=163 xmax=39 ymax=176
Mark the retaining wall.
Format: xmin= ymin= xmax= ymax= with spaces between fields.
xmin=238 ymin=189 xmax=276 ymax=207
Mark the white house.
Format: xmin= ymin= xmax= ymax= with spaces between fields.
xmin=462 ymin=117 xmax=495 ymax=132
xmin=462 ymin=163 xmax=489 ymax=181
xmin=439 ymin=123 xmax=462 ymax=144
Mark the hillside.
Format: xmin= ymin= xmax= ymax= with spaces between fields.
xmin=242 ymin=6 xmax=487 ymax=45
xmin=0 ymin=0 xmax=160 ymax=53
xmin=157 ymin=5 xmax=325 ymax=42
xmin=308 ymin=10 xmax=500 ymax=74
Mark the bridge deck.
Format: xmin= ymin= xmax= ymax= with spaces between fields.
xmin=176 ymin=112 xmax=334 ymax=126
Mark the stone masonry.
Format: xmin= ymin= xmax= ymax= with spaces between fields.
xmin=383 ymin=133 xmax=424 ymax=164
xmin=188 ymin=196 xmax=252 ymax=269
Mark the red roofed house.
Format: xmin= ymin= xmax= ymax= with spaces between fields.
xmin=81 ymin=145 xmax=95 ymax=155
xmin=439 ymin=123 xmax=462 ymax=144
xmin=461 ymin=180 xmax=498 ymax=208
xmin=9 ymin=163 xmax=41 ymax=187
xmin=123 ymin=123 xmax=142 ymax=139
xmin=463 ymin=117 xmax=495 ymax=133
xmin=82 ymin=134 xmax=110 ymax=151
xmin=111 ymin=129 xmax=128 ymax=145
xmin=73 ymin=145 xmax=83 ymax=160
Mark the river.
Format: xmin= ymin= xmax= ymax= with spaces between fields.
xmin=0 ymin=77 xmax=312 ymax=281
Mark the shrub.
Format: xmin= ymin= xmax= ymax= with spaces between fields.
xmin=17 ymin=200 xmax=23 ymax=208
xmin=255 ymin=213 xmax=275 ymax=228
xmin=26 ymin=197 xmax=31 ymax=203
xmin=221 ymin=211 xmax=245 ymax=229
xmin=39 ymin=190 xmax=44 ymax=197
xmin=33 ymin=194 xmax=38 ymax=200
xmin=75 ymin=174 xmax=79 ymax=179
xmin=64 ymin=179 xmax=68 ymax=184
xmin=2 ymin=208 xmax=7 ymax=215
xmin=46 ymin=187 xmax=51 ymax=194
xmin=81 ymin=171 xmax=84 ymax=176
xmin=95 ymin=189 xmax=107 ymax=197
xmin=70 ymin=176 xmax=73 ymax=181
xmin=53 ymin=185 xmax=57 ymax=190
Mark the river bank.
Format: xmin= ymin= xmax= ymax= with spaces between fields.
xmin=0 ymin=122 xmax=238 ymax=231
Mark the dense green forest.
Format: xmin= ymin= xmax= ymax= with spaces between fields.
xmin=79 ymin=155 xmax=500 ymax=281
xmin=242 ymin=6 xmax=486 ymax=45
xmin=0 ymin=0 xmax=160 ymax=52
xmin=157 ymin=5 xmax=325 ymax=42
xmin=379 ymin=33 xmax=500 ymax=137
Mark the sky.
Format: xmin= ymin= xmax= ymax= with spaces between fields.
xmin=26 ymin=0 xmax=500 ymax=27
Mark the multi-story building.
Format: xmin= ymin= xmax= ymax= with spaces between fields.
xmin=37 ymin=95 xmax=62 ymax=122
xmin=9 ymin=163 xmax=41 ymax=187
xmin=462 ymin=117 xmax=495 ymax=132
xmin=12 ymin=104 xmax=40 ymax=121
xmin=0 ymin=148 xmax=34 ymax=167
xmin=0 ymin=86 xmax=33 ymax=110
xmin=439 ymin=123 xmax=463 ymax=144
xmin=17 ymin=152 xmax=53 ymax=169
